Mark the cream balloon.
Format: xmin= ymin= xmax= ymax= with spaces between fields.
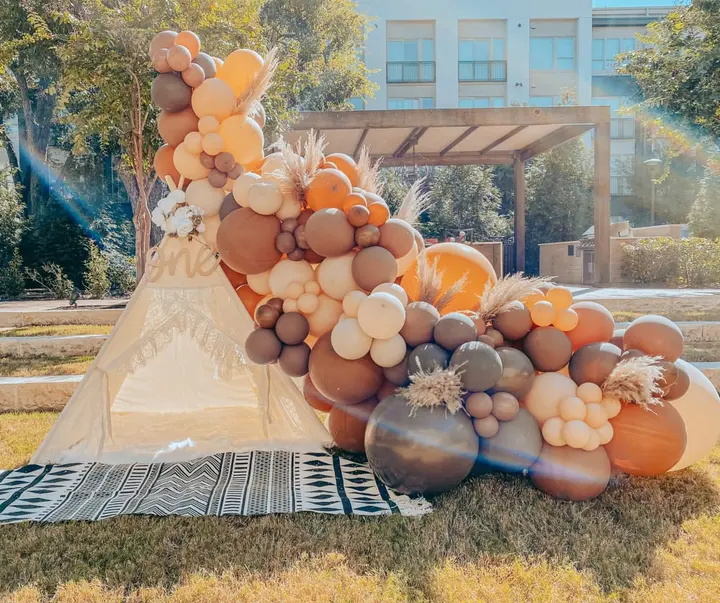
xmin=395 ymin=241 xmax=420 ymax=278
xmin=596 ymin=422 xmax=614 ymax=445
xmin=316 ymin=253 xmax=359 ymax=301
xmin=184 ymin=178 xmax=226 ymax=217
xmin=307 ymin=294 xmax=343 ymax=338
xmin=541 ymin=417 xmax=566 ymax=447
xmin=304 ymin=281 xmax=320 ymax=295
xmin=582 ymin=429 xmax=601 ymax=452
xmin=268 ymin=259 xmax=315 ymax=299
xmin=248 ymin=181 xmax=283 ymax=216
xmin=371 ymin=283 xmax=408 ymax=307
xmin=283 ymin=298 xmax=298 ymax=313
xmin=563 ymin=420 xmax=592 ymax=449
xmin=524 ymin=372 xmax=578 ymax=425
xmin=275 ymin=196 xmax=302 ymax=220
xmin=559 ymin=397 xmax=586 ymax=422
xmin=669 ymin=360 xmax=720 ymax=471
xmin=191 ymin=78 xmax=236 ymax=121
xmin=357 ymin=292 xmax=406 ymax=340
xmin=261 ymin=152 xmax=284 ymax=175
xmin=297 ymin=293 xmax=319 ymax=314
xmin=246 ymin=270 xmax=271 ymax=295
xmin=342 ymin=290 xmax=367 ymax=318
xmin=232 ymin=172 xmax=261 ymax=207
xmin=330 ymin=318 xmax=372 ymax=360
xmin=600 ymin=396 xmax=622 ymax=419
xmin=370 ymin=334 xmax=407 ymax=368
xmin=577 ymin=382 xmax=603 ymax=404
xmin=585 ymin=403 xmax=608 ymax=429
xmin=200 ymin=214 xmax=221 ymax=250
xmin=286 ymin=281 xmax=304 ymax=300
xmin=173 ymin=143 xmax=211 ymax=181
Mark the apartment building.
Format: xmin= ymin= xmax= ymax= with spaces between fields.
xmin=352 ymin=1 xmax=671 ymax=212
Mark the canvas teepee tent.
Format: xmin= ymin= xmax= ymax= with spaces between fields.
xmin=32 ymin=236 xmax=331 ymax=465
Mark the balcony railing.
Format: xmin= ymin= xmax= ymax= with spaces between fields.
xmin=387 ymin=61 xmax=435 ymax=83
xmin=458 ymin=60 xmax=507 ymax=82
xmin=611 ymin=117 xmax=635 ymax=139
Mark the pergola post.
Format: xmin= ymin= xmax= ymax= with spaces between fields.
xmin=513 ymin=153 xmax=526 ymax=273
xmin=593 ymin=121 xmax=611 ymax=285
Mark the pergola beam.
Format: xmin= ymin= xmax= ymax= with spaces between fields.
xmin=514 ymin=153 xmax=526 ymax=273
xmin=519 ymin=124 xmax=594 ymax=161
xmin=477 ymin=125 xmax=527 ymax=156
xmin=375 ymin=151 xmax=514 ymax=167
xmin=393 ymin=127 xmax=428 ymax=157
xmin=594 ymin=122 xmax=611 ymax=285
xmin=439 ymin=126 xmax=478 ymax=156
xmin=353 ymin=129 xmax=369 ymax=160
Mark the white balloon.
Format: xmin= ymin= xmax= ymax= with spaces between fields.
xmin=342 ymin=290 xmax=367 ymax=318
xmin=268 ymin=259 xmax=315 ymax=299
xmin=232 ymin=172 xmax=261 ymax=207
xmin=669 ymin=360 xmax=720 ymax=471
xmin=316 ymin=253 xmax=359 ymax=301
xmin=331 ymin=318 xmax=372 ymax=360
xmin=247 ymin=271 xmax=271 ymax=295
xmin=357 ymin=292 xmax=406 ymax=340
xmin=261 ymin=151 xmax=284 ymax=175
xmin=370 ymin=334 xmax=407 ymax=368
xmin=184 ymin=178 xmax=225 ymax=217
xmin=307 ymin=294 xmax=343 ymax=338
xmin=297 ymin=293 xmax=319 ymax=314
xmin=248 ymin=181 xmax=283 ymax=216
xmin=275 ymin=195 xmax=302 ymax=220
xmin=371 ymin=283 xmax=408 ymax=307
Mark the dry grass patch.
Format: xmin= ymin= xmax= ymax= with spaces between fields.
xmin=0 ymin=355 xmax=94 ymax=378
xmin=0 ymin=325 xmax=113 ymax=338
xmin=0 ymin=412 xmax=58 ymax=470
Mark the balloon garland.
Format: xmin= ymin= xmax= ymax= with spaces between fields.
xmin=146 ymin=29 xmax=720 ymax=503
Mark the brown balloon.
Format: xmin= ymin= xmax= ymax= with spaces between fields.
xmin=605 ymin=402 xmax=687 ymax=476
xmin=524 ymin=327 xmax=572 ymax=373
xmin=304 ymin=208 xmax=355 ymax=257
xmin=220 ymin=261 xmax=247 ymax=288
xmin=288 ymin=248 xmax=305 ymax=261
xmin=383 ymin=349 xmax=411 ymax=386
xmin=227 ymin=163 xmax=244 ymax=179
xmin=208 ymin=169 xmax=228 ymax=189
xmin=401 ymin=301 xmax=440 ymax=347
xmin=297 ymin=208 xmax=313 ymax=225
xmin=347 ymin=205 xmax=370 ymax=227
xmin=219 ymin=193 xmax=239 ymax=221
xmin=149 ymin=30 xmax=178 ymax=59
xmin=610 ymin=328 xmax=626 ymax=350
xmin=493 ymin=301 xmax=533 ymax=341
xmin=216 ymin=208 xmax=282 ymax=275
xmin=530 ymin=444 xmax=611 ymax=502
xmin=378 ymin=218 xmax=415 ymax=259
xmin=152 ymin=49 xmax=172 ymax=73
xmin=151 ymin=74 xmax=192 ymax=113
xmin=377 ymin=379 xmax=399 ymax=401
xmin=276 ymin=232 xmax=297 ymax=254
xmin=255 ymin=303 xmax=280 ymax=329
xmin=281 ymin=218 xmax=298 ymax=234
xmin=304 ymin=249 xmax=325 ymax=264
xmin=214 ymin=152 xmax=235 ymax=173
xmin=181 ymin=63 xmax=205 ymax=88
xmin=279 ymin=343 xmax=311 ymax=377
xmin=433 ymin=312 xmax=478 ymax=351
xmin=450 ymin=341 xmax=502 ymax=392
xmin=303 ymin=375 xmax=334 ymax=412
xmin=478 ymin=409 xmax=542 ymax=472
xmin=192 ymin=52 xmax=217 ymax=78
xmin=491 ymin=347 xmax=536 ymax=399
xmin=624 ymin=315 xmax=684 ymax=362
xmin=328 ymin=397 xmax=379 ymax=453
xmin=275 ymin=312 xmax=310 ymax=345
xmin=569 ymin=342 xmax=622 ymax=386
xmin=245 ymin=328 xmax=282 ymax=365
xmin=621 ymin=348 xmax=646 ymax=361
xmin=294 ymin=225 xmax=309 ymax=249
xmin=153 ymin=144 xmax=180 ymax=183
xmin=355 ymin=224 xmax=380 ymax=248
xmin=666 ymin=362 xmax=690 ymax=401
xmin=200 ymin=152 xmax=216 ymax=169
xmin=566 ymin=301 xmax=615 ymax=351
xmin=352 ymin=246 xmax=398 ymax=292
xmin=167 ymin=44 xmax=192 ymax=72
xmin=267 ymin=298 xmax=284 ymax=313
xmin=308 ymin=333 xmax=384 ymax=405
xmin=157 ymin=107 xmax=199 ymax=147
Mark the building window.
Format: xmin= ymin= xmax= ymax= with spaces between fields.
xmin=611 ymin=154 xmax=634 ymax=196
xmin=458 ymin=38 xmax=506 ymax=81
xmin=530 ymin=37 xmax=575 ymax=70
xmin=388 ymin=98 xmax=434 ymax=110
xmin=592 ymin=97 xmax=635 ymax=139
xmin=387 ymin=38 xmax=435 ymax=82
xmin=592 ymin=37 xmax=636 ymax=71
xmin=459 ymin=97 xmax=504 ymax=108
xmin=567 ymin=244 xmax=575 ymax=257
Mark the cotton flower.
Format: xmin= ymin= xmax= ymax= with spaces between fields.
xmin=196 ymin=222 xmax=206 ymax=233
xmin=157 ymin=196 xmax=176 ymax=215
xmin=151 ymin=206 xmax=166 ymax=229
xmin=165 ymin=215 xmax=178 ymax=234
xmin=174 ymin=213 xmax=195 ymax=237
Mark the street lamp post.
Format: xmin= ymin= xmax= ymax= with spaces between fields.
xmin=643 ymin=158 xmax=663 ymax=226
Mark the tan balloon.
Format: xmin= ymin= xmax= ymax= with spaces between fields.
xmin=524 ymin=372 xmax=578 ymax=425
xmin=191 ymin=78 xmax=236 ymax=121
xmin=307 ymin=294 xmax=344 ymax=338
xmin=247 ymin=271 xmax=271 ymax=296
xmin=157 ymin=107 xmax=199 ymax=147
xmin=563 ymin=420 xmax=592 ymax=449
xmin=181 ymin=63 xmax=205 ymax=88
xmin=149 ymin=31 xmax=178 ymax=59
xmin=219 ymin=115 xmax=264 ymax=166
xmin=184 ymin=178 xmax=225 ymax=217
xmin=232 ymin=172 xmax=262 ymax=207
xmin=268 ymin=259 xmax=315 ymax=299
xmin=167 ymin=45 xmax=192 ymax=72
xmin=173 ymin=143 xmax=211 ymax=180
xmin=248 ymin=181 xmax=283 ymax=216
xmin=370 ymin=334 xmax=407 ymax=368
xmin=317 ymin=253 xmax=359 ymax=301
xmin=541 ymin=417 xmax=566 ymax=447
xmin=331 ymin=318 xmax=372 ymax=360
xmin=201 ymin=214 xmax=221 ymax=249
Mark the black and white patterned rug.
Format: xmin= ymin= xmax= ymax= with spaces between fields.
xmin=0 ymin=451 xmax=431 ymax=524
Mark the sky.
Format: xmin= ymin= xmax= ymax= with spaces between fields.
xmin=592 ymin=0 xmax=683 ymax=6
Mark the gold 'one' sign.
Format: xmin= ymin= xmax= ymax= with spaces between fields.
xmin=146 ymin=237 xmax=220 ymax=282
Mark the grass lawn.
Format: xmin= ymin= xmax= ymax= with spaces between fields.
xmin=0 ymin=325 xmax=113 ymax=338
xmin=0 ymin=355 xmax=94 ymax=377
xmin=1 ymin=414 xmax=720 ymax=602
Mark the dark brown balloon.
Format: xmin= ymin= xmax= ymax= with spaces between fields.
xmin=408 ymin=343 xmax=449 ymax=376
xmin=192 ymin=52 xmax=217 ymax=78
xmin=216 ymin=208 xmax=282 ymax=275
xmin=288 ymin=248 xmax=305 ymax=261
xmin=433 ymin=312 xmax=478 ymax=351
xmin=255 ymin=304 xmax=280 ymax=329
xmin=199 ymin=152 xmax=216 ymax=169
xmin=219 ymin=193 xmax=239 ymax=221
xmin=303 ymin=249 xmax=325 ymax=264
xmin=569 ymin=342 xmax=621 ymax=386
xmin=401 ymin=301 xmax=440 ymax=347
xmin=524 ymin=327 xmax=572 ymax=373
xmin=355 ymin=224 xmax=380 ymax=248
xmin=347 ymin=204 xmax=370 ymax=227
xmin=378 ymin=218 xmax=415 ymax=259
xmin=208 ymin=169 xmax=228 ymax=189
xmin=665 ymin=362 xmax=690 ymax=401
xmin=279 ymin=343 xmax=311 ymax=377
xmin=294 ymin=224 xmax=309 ymax=249
xmin=220 ymin=261 xmax=247 ymax=289
xmin=304 ymin=208 xmax=355 ymax=257
xmin=624 ymin=315 xmax=684 ymax=361
xmin=308 ymin=333 xmax=384 ymax=405
xmin=157 ymin=107 xmax=199 ymax=147
xmin=352 ymin=246 xmax=397 ymax=292
xmin=303 ymin=375 xmax=334 ymax=412
xmin=297 ymin=208 xmax=313 ymax=225
xmin=450 ymin=341 xmax=502 ymax=392
xmin=479 ymin=409 xmax=542 ymax=472
xmin=281 ymin=218 xmax=299 ymax=234
xmin=491 ymin=347 xmax=536 ymax=399
xmin=267 ymin=298 xmax=284 ymax=313
xmin=610 ymin=328 xmax=626 ymax=350
xmin=276 ymin=232 xmax=297 ymax=254
xmin=227 ymin=163 xmax=244 ymax=179
xmin=328 ymin=397 xmax=379 ymax=453
xmin=383 ymin=349 xmax=411 ymax=386
xmin=530 ymin=444 xmax=611 ymax=501
xmin=377 ymin=379 xmax=399 ymax=401
xmin=275 ymin=312 xmax=310 ymax=345
xmin=151 ymin=74 xmax=192 ymax=113
xmin=245 ymin=328 xmax=282 ymax=365
xmin=606 ymin=402 xmax=687 ymax=476
xmin=181 ymin=63 xmax=205 ymax=88
xmin=493 ymin=301 xmax=533 ymax=341
xmin=214 ymin=152 xmax=235 ymax=173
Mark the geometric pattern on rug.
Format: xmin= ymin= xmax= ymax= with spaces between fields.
xmin=0 ymin=451 xmax=431 ymax=524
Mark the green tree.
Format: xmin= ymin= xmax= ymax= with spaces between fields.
xmin=525 ymin=139 xmax=593 ymax=275
xmin=688 ymin=168 xmax=720 ymax=238
xmin=0 ymin=170 xmax=26 ymax=297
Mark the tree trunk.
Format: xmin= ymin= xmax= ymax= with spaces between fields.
xmin=133 ymin=190 xmax=151 ymax=281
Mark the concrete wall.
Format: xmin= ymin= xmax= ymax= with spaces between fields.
xmin=470 ymin=242 xmax=503 ymax=278
xmin=539 ymin=241 xmax=583 ymax=284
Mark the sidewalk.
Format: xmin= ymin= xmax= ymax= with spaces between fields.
xmin=565 ymin=286 xmax=720 ymax=301
xmin=0 ymin=298 xmax=128 ymax=312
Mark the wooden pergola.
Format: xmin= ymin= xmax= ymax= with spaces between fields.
xmin=288 ymin=106 xmax=611 ymax=284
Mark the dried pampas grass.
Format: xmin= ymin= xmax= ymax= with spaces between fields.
xmin=276 ymin=130 xmax=326 ymax=207
xmin=394 ymin=178 xmax=434 ymax=227
xmin=401 ymin=365 xmax=465 ymax=415
xmin=357 ymin=146 xmax=383 ymax=195
xmin=602 ymin=356 xmax=665 ymax=409
xmin=476 ymin=273 xmax=553 ymax=321
xmin=414 ymin=254 xmax=467 ymax=312
xmin=233 ymin=47 xmax=279 ymax=116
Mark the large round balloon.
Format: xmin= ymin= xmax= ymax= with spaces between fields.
xmin=308 ymin=333 xmax=383 ymax=404
xmin=153 ymin=145 xmax=180 ymax=183
xmin=569 ymin=342 xmax=622 ymax=386
xmin=217 ymin=49 xmax=264 ymax=96
xmin=623 ymin=315 xmax=684 ymax=361
xmin=477 ymin=409 xmax=542 ymax=473
xmin=605 ymin=401 xmax=687 ymax=476
xmin=157 ymin=107 xmax=199 ymax=147
xmin=219 ymin=115 xmax=264 ymax=166
xmin=566 ymin=302 xmax=615 ymax=351
xmin=216 ymin=208 xmax=281 ymax=275
xmin=524 ymin=372 xmax=578 ymax=425
xmin=669 ymin=360 xmax=720 ymax=471
xmin=316 ymin=253 xmax=359 ymax=300
xmin=530 ymin=444 xmax=611 ymax=502
xmin=365 ymin=395 xmax=479 ymax=495
xmin=328 ymin=397 xmax=379 ymax=453
xmin=303 ymin=375 xmax=334 ymax=413
xmin=191 ymin=78 xmax=236 ymax=121
xmin=524 ymin=327 xmax=572 ymax=373
xmin=400 ymin=301 xmax=440 ymax=347
xmin=490 ymin=347 xmax=535 ymax=399
xmin=400 ymin=243 xmax=497 ymax=314
xmin=449 ymin=341 xmax=502 ymax=393
xmin=151 ymin=74 xmax=192 ymax=112
xmin=305 ymin=209 xmax=356 ymax=258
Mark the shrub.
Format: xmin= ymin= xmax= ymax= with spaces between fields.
xmin=105 ymin=249 xmax=136 ymax=296
xmin=25 ymin=263 xmax=74 ymax=299
xmin=0 ymin=170 xmax=25 ymax=298
xmin=83 ymin=243 xmax=111 ymax=298
xmin=0 ymin=249 xmax=25 ymax=298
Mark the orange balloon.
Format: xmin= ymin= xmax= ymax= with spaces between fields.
xmin=157 ymin=107 xmax=199 ymax=147
xmin=221 ymin=261 xmax=247 ymax=289
xmin=566 ymin=301 xmax=615 ymax=351
xmin=553 ymin=308 xmax=579 ymax=332
xmin=191 ymin=78 xmax=236 ymax=121
xmin=530 ymin=301 xmax=556 ymax=327
xmin=153 ymin=144 xmax=180 ymax=183
xmin=173 ymin=142 xmax=211 ymax=181
xmin=326 ymin=153 xmax=360 ymax=187
xmin=218 ymin=115 xmax=264 ymax=166
xmin=236 ymin=284 xmax=264 ymax=317
xmin=175 ymin=31 xmax=200 ymax=59
xmin=321 ymin=161 xmax=338 ymax=170
xmin=342 ymin=192 xmax=367 ymax=212
xmin=522 ymin=288 xmax=545 ymax=308
xmin=302 ymin=375 xmax=334 ymax=413
xmin=217 ymin=49 xmax=264 ymax=96
xmin=367 ymin=201 xmax=390 ymax=226
xmin=306 ymin=168 xmax=352 ymax=210
xmin=605 ymin=402 xmax=687 ymax=476
xmin=401 ymin=243 xmax=497 ymax=315
xmin=546 ymin=286 xmax=573 ymax=310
